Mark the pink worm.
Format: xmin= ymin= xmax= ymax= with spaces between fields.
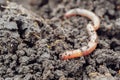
xmin=60 ymin=8 xmax=100 ymax=60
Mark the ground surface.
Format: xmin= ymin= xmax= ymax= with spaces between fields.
xmin=0 ymin=0 xmax=120 ymax=80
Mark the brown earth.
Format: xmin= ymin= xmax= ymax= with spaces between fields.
xmin=0 ymin=0 xmax=120 ymax=80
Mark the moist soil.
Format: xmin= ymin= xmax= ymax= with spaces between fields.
xmin=0 ymin=0 xmax=120 ymax=80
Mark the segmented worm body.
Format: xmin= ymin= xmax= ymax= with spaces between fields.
xmin=61 ymin=8 xmax=100 ymax=60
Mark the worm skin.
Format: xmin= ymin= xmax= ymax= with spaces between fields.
xmin=64 ymin=8 xmax=100 ymax=30
xmin=61 ymin=9 xmax=100 ymax=60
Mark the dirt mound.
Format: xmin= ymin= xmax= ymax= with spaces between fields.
xmin=0 ymin=0 xmax=120 ymax=80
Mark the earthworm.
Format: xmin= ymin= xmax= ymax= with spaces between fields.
xmin=60 ymin=8 xmax=100 ymax=60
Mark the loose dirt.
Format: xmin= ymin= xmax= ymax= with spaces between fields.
xmin=0 ymin=0 xmax=120 ymax=80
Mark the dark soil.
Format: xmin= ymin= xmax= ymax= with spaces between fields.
xmin=0 ymin=0 xmax=120 ymax=80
